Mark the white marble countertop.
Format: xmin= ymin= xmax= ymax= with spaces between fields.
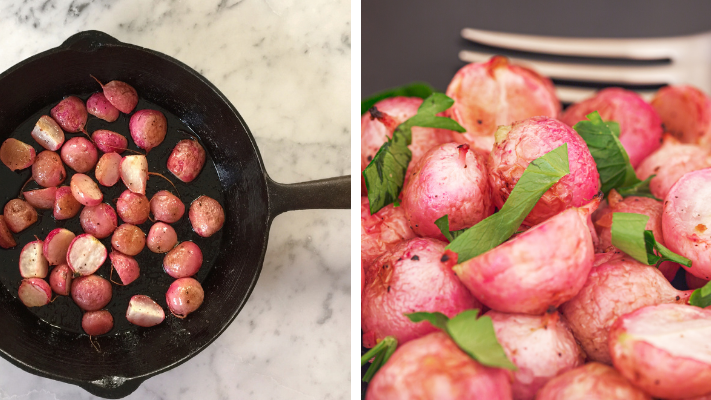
xmin=0 ymin=0 xmax=351 ymax=399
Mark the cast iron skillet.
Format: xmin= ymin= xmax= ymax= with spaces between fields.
xmin=0 ymin=30 xmax=349 ymax=398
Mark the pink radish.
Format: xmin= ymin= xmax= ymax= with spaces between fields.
xmin=49 ymin=264 xmax=72 ymax=296
xmin=651 ymin=85 xmax=711 ymax=145
xmin=0 ymin=138 xmax=35 ymax=171
xmin=116 ymin=190 xmax=150 ymax=225
xmin=19 ymin=240 xmax=48 ymax=279
xmin=167 ymin=139 xmax=206 ymax=182
xmin=60 ymin=137 xmax=98 ymax=173
xmin=82 ymin=310 xmax=114 ymax=336
xmin=53 ymin=186 xmax=81 ymax=220
xmin=3 ymin=199 xmax=37 ymax=233
xmin=91 ymin=130 xmax=127 ymax=154
xmin=92 ymin=77 xmax=138 ymax=114
xmin=71 ymin=275 xmax=112 ymax=311
xmin=129 ymin=109 xmax=167 ymax=153
xmin=70 ymin=173 xmax=103 ymax=206
xmin=536 ymin=362 xmax=651 ymax=400
xmin=361 ymin=196 xmax=416 ymax=269
xmin=163 ymin=241 xmax=202 ymax=278
xmin=0 ymin=216 xmax=16 ymax=249
xmin=95 ymin=152 xmax=122 ymax=187
xmin=32 ymin=150 xmax=65 ymax=187
xmin=86 ymin=93 xmax=119 ymax=122
xmin=31 ymin=115 xmax=64 ymax=151
xmin=109 ymin=251 xmax=140 ymax=285
xmin=150 ymin=190 xmax=184 ymax=223
xmin=43 ymin=228 xmax=75 ymax=265
xmin=188 ymin=195 xmax=224 ymax=238
xmin=67 ymin=234 xmax=107 ymax=276
xmin=126 ymin=295 xmax=165 ymax=327
xmin=147 ymin=222 xmax=177 ymax=253
xmin=111 ymin=224 xmax=145 ymax=256
xmin=688 ymin=273 xmax=709 ymax=290
xmin=18 ymin=278 xmax=52 ymax=307
xmin=80 ymin=203 xmax=117 ymax=239
xmin=50 ymin=96 xmax=87 ymax=133
xmin=166 ymin=277 xmax=204 ymax=318
xmin=120 ymin=155 xmax=148 ymax=194
xmin=23 ymin=186 xmax=57 ymax=209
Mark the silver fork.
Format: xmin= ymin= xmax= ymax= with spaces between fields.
xmin=459 ymin=28 xmax=711 ymax=103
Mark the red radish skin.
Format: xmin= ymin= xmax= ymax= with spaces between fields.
xmin=61 ymin=137 xmax=98 ymax=173
xmin=361 ymin=196 xmax=416 ymax=269
xmin=86 ymin=93 xmax=119 ymax=123
xmin=32 ymin=151 xmax=65 ymax=187
xmin=31 ymin=115 xmax=65 ymax=151
xmin=67 ymin=234 xmax=107 ymax=276
xmin=150 ymin=190 xmax=184 ymax=223
xmin=23 ymin=186 xmax=57 ymax=209
xmin=536 ymin=362 xmax=651 ymax=400
xmin=80 ymin=203 xmax=118 ymax=239
xmin=188 ymin=195 xmax=225 ymax=238
xmin=70 ymin=174 xmax=103 ymax=206
xmin=109 ymin=251 xmax=140 ymax=285
xmin=120 ymin=155 xmax=148 ymax=194
xmin=129 ymin=109 xmax=167 ymax=153
xmin=116 ymin=190 xmax=150 ymax=225
xmin=3 ymin=199 xmax=37 ymax=233
xmin=0 ymin=216 xmax=16 ymax=249
xmin=651 ymin=85 xmax=711 ymax=145
xmin=163 ymin=241 xmax=202 ymax=278
xmin=126 ymin=295 xmax=165 ymax=327
xmin=167 ymin=139 xmax=206 ymax=182
xmin=50 ymin=96 xmax=88 ymax=133
xmin=19 ymin=240 xmax=48 ymax=279
xmin=111 ymin=224 xmax=145 ymax=256
xmin=94 ymin=78 xmax=138 ymax=114
xmin=82 ymin=310 xmax=114 ymax=336
xmin=147 ymin=222 xmax=178 ymax=253
xmin=95 ymin=152 xmax=122 ymax=187
xmin=43 ymin=228 xmax=75 ymax=265
xmin=0 ymin=138 xmax=36 ymax=171
xmin=49 ymin=264 xmax=72 ymax=296
xmin=166 ymin=277 xmax=204 ymax=318
xmin=92 ymin=130 xmax=128 ymax=154
xmin=53 ymin=186 xmax=82 ymax=220
xmin=688 ymin=273 xmax=709 ymax=290
xmin=71 ymin=275 xmax=112 ymax=311
xmin=18 ymin=278 xmax=52 ymax=308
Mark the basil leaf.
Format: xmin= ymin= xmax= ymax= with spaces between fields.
xmin=363 ymin=93 xmax=465 ymax=214
xmin=434 ymin=214 xmax=467 ymax=242
xmin=405 ymin=310 xmax=516 ymax=370
xmin=611 ymin=212 xmax=692 ymax=267
xmin=446 ymin=144 xmax=570 ymax=263
xmin=361 ymin=82 xmax=435 ymax=115
xmin=616 ymin=175 xmax=657 ymax=199
xmin=690 ymin=281 xmax=711 ymax=308
xmin=606 ymin=121 xmax=621 ymax=137
xmin=360 ymin=336 xmax=398 ymax=382
xmin=644 ymin=230 xmax=692 ymax=267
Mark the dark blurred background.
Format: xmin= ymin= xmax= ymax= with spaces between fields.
xmin=362 ymin=0 xmax=711 ymax=96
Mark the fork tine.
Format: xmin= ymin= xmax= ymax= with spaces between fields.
xmin=461 ymin=28 xmax=688 ymax=60
xmin=458 ymin=50 xmax=680 ymax=85
xmin=555 ymin=86 xmax=655 ymax=104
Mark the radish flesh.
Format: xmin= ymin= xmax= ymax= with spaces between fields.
xmin=31 ymin=115 xmax=65 ymax=151
xmin=19 ymin=240 xmax=48 ymax=278
xmin=23 ymin=186 xmax=57 ymax=209
xmin=1 ymin=138 xmax=35 ymax=171
xmin=67 ymin=234 xmax=107 ymax=276
xmin=126 ymin=295 xmax=165 ymax=327
xmin=4 ymin=199 xmax=37 ymax=233
xmin=70 ymin=173 xmax=103 ymax=206
xmin=120 ymin=155 xmax=148 ymax=194
xmin=95 ymin=152 xmax=122 ymax=187
xmin=43 ymin=228 xmax=75 ymax=265
xmin=18 ymin=278 xmax=52 ymax=307
xmin=0 ymin=216 xmax=16 ymax=249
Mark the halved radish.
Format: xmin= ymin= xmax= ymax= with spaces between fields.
xmin=120 ymin=155 xmax=148 ymax=194
xmin=92 ymin=130 xmax=127 ymax=153
xmin=67 ymin=234 xmax=107 ymax=276
xmin=95 ymin=153 xmax=122 ymax=187
xmin=109 ymin=251 xmax=140 ymax=285
xmin=19 ymin=240 xmax=48 ymax=278
xmin=70 ymin=174 xmax=103 ymax=206
xmin=86 ymin=93 xmax=120 ymax=123
xmin=49 ymin=264 xmax=72 ymax=296
xmin=43 ymin=228 xmax=75 ymax=265
xmin=126 ymin=295 xmax=165 ymax=327
xmin=18 ymin=278 xmax=52 ymax=307
xmin=23 ymin=186 xmax=57 ymax=209
xmin=0 ymin=216 xmax=16 ymax=249
xmin=31 ymin=115 xmax=65 ymax=151
xmin=0 ymin=138 xmax=35 ymax=171
xmin=92 ymin=77 xmax=138 ymax=114
xmin=53 ymin=186 xmax=82 ymax=220
xmin=4 ymin=199 xmax=37 ymax=233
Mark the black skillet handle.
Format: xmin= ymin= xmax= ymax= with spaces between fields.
xmin=60 ymin=30 xmax=121 ymax=51
xmin=77 ymin=376 xmax=144 ymax=399
xmin=267 ymin=175 xmax=350 ymax=219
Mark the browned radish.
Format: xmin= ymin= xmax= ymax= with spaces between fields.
xmin=31 ymin=115 xmax=65 ymax=151
xmin=82 ymin=310 xmax=114 ymax=336
xmin=67 ymin=234 xmax=107 ymax=276
xmin=3 ymin=199 xmax=37 ymax=233
xmin=0 ymin=216 xmax=16 ymax=249
xmin=49 ymin=264 xmax=72 ymax=295
xmin=23 ymin=186 xmax=57 ymax=209
xmin=32 ymin=150 xmax=65 ymax=187
xmin=43 ymin=228 xmax=75 ymax=265
xmin=80 ymin=203 xmax=118 ymax=239
xmin=0 ymin=138 xmax=35 ymax=171
xmin=86 ymin=93 xmax=119 ymax=122
xmin=147 ymin=222 xmax=177 ymax=253
xmin=53 ymin=186 xmax=82 ymax=220
xmin=61 ymin=137 xmax=98 ymax=173
xmin=126 ymin=295 xmax=164 ymax=327
xmin=116 ymin=190 xmax=150 ymax=225
xmin=92 ymin=77 xmax=138 ymax=114
xmin=188 ymin=195 xmax=224 ymax=238
xmin=166 ymin=277 xmax=204 ymax=318
xmin=167 ymin=139 xmax=206 ymax=182
xmin=150 ymin=190 xmax=184 ymax=223
xmin=111 ymin=224 xmax=145 ymax=256
xmin=71 ymin=275 xmax=112 ymax=311
xmin=92 ymin=130 xmax=127 ymax=154
xmin=109 ymin=251 xmax=140 ymax=285
xmin=95 ymin=152 xmax=122 ymax=187
xmin=18 ymin=278 xmax=52 ymax=307
xmin=129 ymin=109 xmax=167 ymax=153
xmin=120 ymin=155 xmax=148 ymax=194
xmin=163 ymin=241 xmax=202 ymax=278
xmin=70 ymin=173 xmax=103 ymax=206
xmin=50 ymin=96 xmax=87 ymax=133
xmin=19 ymin=240 xmax=48 ymax=278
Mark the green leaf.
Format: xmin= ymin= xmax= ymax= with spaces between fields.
xmin=611 ymin=212 xmax=692 ymax=267
xmin=363 ymin=93 xmax=465 ymax=214
xmin=690 ymin=281 xmax=711 ymax=308
xmin=361 ymin=336 xmax=398 ymax=382
xmin=616 ymin=175 xmax=658 ymax=200
xmin=361 ymin=82 xmax=435 ymax=115
xmin=606 ymin=121 xmax=621 ymax=137
xmin=405 ymin=311 xmax=450 ymax=332
xmin=644 ymin=230 xmax=692 ymax=268
xmin=434 ymin=215 xmax=467 ymax=242
xmin=446 ymin=144 xmax=570 ymax=263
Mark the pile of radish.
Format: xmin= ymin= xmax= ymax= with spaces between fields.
xmin=361 ymin=56 xmax=711 ymax=399
xmin=0 ymin=76 xmax=225 ymax=339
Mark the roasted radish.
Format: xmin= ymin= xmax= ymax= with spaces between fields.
xmin=150 ymin=190 xmax=184 ymax=223
xmin=167 ymin=139 xmax=206 ymax=182
xmin=53 ymin=186 xmax=82 ymax=220
xmin=18 ymin=278 xmax=52 ymax=307
xmin=32 ymin=150 xmax=65 ymax=187
xmin=86 ymin=93 xmax=119 ymax=123
xmin=70 ymin=173 xmax=103 ymax=206
xmin=116 ymin=190 xmax=150 ymax=225
xmin=120 ymin=155 xmax=148 ymax=194
xmin=43 ymin=228 xmax=75 ymax=265
xmin=95 ymin=152 xmax=122 ymax=187
xmin=92 ymin=130 xmax=127 ymax=154
xmin=23 ymin=186 xmax=57 ymax=209
xmin=166 ymin=277 xmax=204 ymax=318
xmin=82 ymin=310 xmax=114 ymax=336
xmin=0 ymin=138 xmax=35 ymax=171
xmin=80 ymin=203 xmax=118 ymax=239
xmin=67 ymin=234 xmax=107 ymax=276
xmin=71 ymin=275 xmax=112 ymax=311
xmin=3 ymin=199 xmax=37 ymax=233
xmin=126 ymin=295 xmax=164 ymax=327
xmin=111 ymin=224 xmax=145 ymax=256
xmin=0 ymin=216 xmax=16 ymax=249
xmin=19 ymin=240 xmax=48 ymax=279
xmin=188 ymin=195 xmax=224 ymax=237
xmin=49 ymin=264 xmax=72 ymax=296
xmin=109 ymin=251 xmax=140 ymax=285
xmin=163 ymin=241 xmax=202 ymax=278
xmin=61 ymin=137 xmax=98 ymax=173
xmin=129 ymin=109 xmax=167 ymax=153
xmin=31 ymin=115 xmax=64 ymax=151
xmin=147 ymin=222 xmax=177 ymax=253
xmin=50 ymin=96 xmax=87 ymax=133
xmin=536 ymin=362 xmax=651 ymax=400
xmin=92 ymin=77 xmax=138 ymax=114
xmin=361 ymin=196 xmax=416 ymax=269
